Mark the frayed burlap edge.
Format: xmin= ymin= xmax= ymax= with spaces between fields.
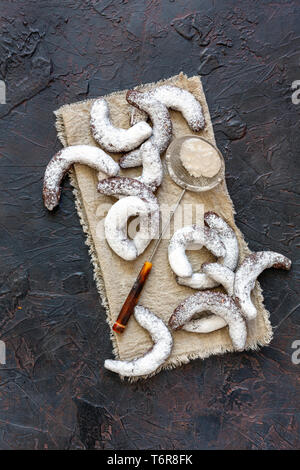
xmin=54 ymin=73 xmax=273 ymax=381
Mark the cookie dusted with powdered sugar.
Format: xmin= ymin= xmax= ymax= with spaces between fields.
xmin=200 ymin=251 xmax=291 ymax=323
xmin=168 ymin=224 xmax=225 ymax=279
xmin=178 ymin=212 xmax=240 ymax=289
xmin=104 ymin=196 xmax=158 ymax=260
xmin=169 ymin=291 xmax=247 ymax=351
xmin=182 ymin=315 xmax=227 ymax=334
xmin=119 ymin=90 xmax=172 ymax=169
xmin=104 ymin=305 xmax=173 ymax=377
xmin=130 ymin=85 xmax=205 ymax=132
xmin=181 ymin=261 xmax=236 ymax=334
xmin=100 ymin=142 xmax=163 ymax=194
xmin=169 ymin=225 xmax=227 ymax=290
xmin=43 ymin=145 xmax=120 ymax=211
xmin=90 ymin=97 xmax=152 ymax=153
xmin=234 ymin=251 xmax=291 ymax=320
xmin=97 ymin=176 xmax=157 ymax=204
xmin=202 ymin=262 xmax=235 ymax=296
xmin=135 ymin=141 xmax=163 ymax=192
xmin=204 ymin=212 xmax=239 ymax=271
xmin=99 ymin=177 xmax=160 ymax=261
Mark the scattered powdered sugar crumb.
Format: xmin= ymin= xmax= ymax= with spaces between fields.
xmin=104 ymin=305 xmax=173 ymax=377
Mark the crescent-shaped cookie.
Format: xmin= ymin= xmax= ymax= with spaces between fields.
xmin=104 ymin=306 xmax=173 ymax=377
xmin=130 ymin=85 xmax=205 ymax=132
xmin=97 ymin=176 xmax=157 ymax=203
xmin=168 ymin=225 xmax=225 ymax=284
xmin=178 ymin=212 xmax=239 ymax=289
xmin=90 ymin=97 xmax=152 ymax=153
xmin=204 ymin=211 xmax=239 ymax=271
xmin=104 ymin=196 xmax=158 ymax=260
xmin=182 ymin=315 xmax=227 ymax=333
xmin=43 ymin=145 xmax=119 ymax=211
xmin=234 ymin=251 xmax=292 ymax=320
xmin=135 ymin=141 xmax=163 ymax=192
xmin=169 ymin=292 xmax=247 ymax=351
xmin=202 ymin=262 xmax=235 ymax=296
xmin=119 ymin=90 xmax=172 ymax=169
xmin=99 ymin=178 xmax=159 ymax=261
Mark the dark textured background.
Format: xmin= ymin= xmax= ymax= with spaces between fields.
xmin=0 ymin=0 xmax=299 ymax=450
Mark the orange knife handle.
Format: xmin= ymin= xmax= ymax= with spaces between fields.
xmin=113 ymin=261 xmax=153 ymax=334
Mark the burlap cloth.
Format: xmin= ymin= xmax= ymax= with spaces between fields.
xmin=55 ymin=73 xmax=272 ymax=379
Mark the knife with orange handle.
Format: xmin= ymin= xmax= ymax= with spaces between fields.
xmin=112 ymin=190 xmax=185 ymax=334
xmin=112 ymin=261 xmax=153 ymax=333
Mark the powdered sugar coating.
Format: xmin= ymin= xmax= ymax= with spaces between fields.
xmin=43 ymin=145 xmax=120 ymax=211
xmin=130 ymin=85 xmax=205 ymax=132
xmin=90 ymin=97 xmax=152 ymax=153
xmin=130 ymin=107 xmax=147 ymax=127
xmin=104 ymin=196 xmax=158 ymax=260
xmin=177 ymin=272 xmax=218 ymax=290
xmin=97 ymin=176 xmax=157 ymax=204
xmin=182 ymin=315 xmax=227 ymax=333
xmin=234 ymin=251 xmax=292 ymax=320
xmin=168 ymin=225 xmax=225 ymax=279
xmin=119 ymin=90 xmax=172 ymax=168
xmin=100 ymin=178 xmax=159 ymax=260
xmin=179 ymin=212 xmax=240 ymax=289
xmin=135 ymin=141 xmax=163 ymax=192
xmin=104 ymin=305 xmax=173 ymax=377
xmin=202 ymin=262 xmax=235 ymax=296
xmin=204 ymin=211 xmax=239 ymax=271
xmin=169 ymin=292 xmax=247 ymax=351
